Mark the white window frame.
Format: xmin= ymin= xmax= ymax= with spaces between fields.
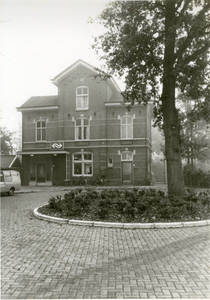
xmin=73 ymin=152 xmax=93 ymax=177
xmin=75 ymin=117 xmax=90 ymax=140
xmin=121 ymin=151 xmax=133 ymax=161
xmin=76 ymin=86 xmax=89 ymax=110
xmin=36 ymin=119 xmax=47 ymax=141
xmin=121 ymin=115 xmax=133 ymax=139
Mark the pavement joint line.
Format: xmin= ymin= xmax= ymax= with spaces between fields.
xmin=34 ymin=206 xmax=210 ymax=229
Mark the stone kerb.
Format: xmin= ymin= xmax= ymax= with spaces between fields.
xmin=34 ymin=207 xmax=210 ymax=229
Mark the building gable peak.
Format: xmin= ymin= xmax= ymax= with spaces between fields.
xmin=51 ymin=59 xmax=121 ymax=92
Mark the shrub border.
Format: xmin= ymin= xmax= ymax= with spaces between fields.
xmin=34 ymin=206 xmax=210 ymax=229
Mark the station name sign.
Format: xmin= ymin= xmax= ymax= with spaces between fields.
xmin=51 ymin=142 xmax=64 ymax=150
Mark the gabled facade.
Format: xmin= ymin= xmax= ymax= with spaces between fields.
xmin=0 ymin=155 xmax=22 ymax=170
xmin=17 ymin=60 xmax=152 ymax=186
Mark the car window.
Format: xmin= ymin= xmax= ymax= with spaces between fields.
xmin=4 ymin=171 xmax=12 ymax=182
xmin=0 ymin=172 xmax=4 ymax=182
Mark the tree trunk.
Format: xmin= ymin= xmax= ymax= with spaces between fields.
xmin=161 ymin=0 xmax=186 ymax=196
xmin=190 ymin=124 xmax=194 ymax=168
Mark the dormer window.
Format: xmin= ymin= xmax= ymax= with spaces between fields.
xmin=76 ymin=86 xmax=89 ymax=110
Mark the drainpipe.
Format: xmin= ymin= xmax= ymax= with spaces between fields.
xmin=145 ymin=106 xmax=148 ymax=184
xmin=105 ymin=82 xmax=108 ymax=183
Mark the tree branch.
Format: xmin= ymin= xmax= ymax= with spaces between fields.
xmin=175 ymin=3 xmax=210 ymax=60
xmin=175 ymin=0 xmax=184 ymax=12
xmin=184 ymin=42 xmax=210 ymax=64
xmin=176 ymin=0 xmax=191 ymax=20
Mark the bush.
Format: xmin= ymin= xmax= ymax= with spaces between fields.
xmin=41 ymin=188 xmax=210 ymax=223
xmin=70 ymin=177 xmax=106 ymax=186
xmin=184 ymin=166 xmax=210 ymax=188
xmin=49 ymin=195 xmax=63 ymax=211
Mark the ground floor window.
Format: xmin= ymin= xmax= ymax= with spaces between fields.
xmin=73 ymin=152 xmax=93 ymax=176
xmin=121 ymin=151 xmax=133 ymax=161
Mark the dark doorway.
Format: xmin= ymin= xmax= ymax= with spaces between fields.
xmin=37 ymin=164 xmax=46 ymax=183
xmin=122 ymin=162 xmax=132 ymax=184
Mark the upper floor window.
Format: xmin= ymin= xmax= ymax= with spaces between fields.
xmin=121 ymin=115 xmax=133 ymax=139
xmin=76 ymin=86 xmax=89 ymax=110
xmin=36 ymin=120 xmax=46 ymax=141
xmin=75 ymin=118 xmax=90 ymax=140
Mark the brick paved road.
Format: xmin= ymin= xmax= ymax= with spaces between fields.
xmin=1 ymin=190 xmax=210 ymax=299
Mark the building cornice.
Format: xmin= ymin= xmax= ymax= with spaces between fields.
xmin=104 ymin=102 xmax=151 ymax=107
xmin=19 ymin=145 xmax=152 ymax=152
xmin=17 ymin=106 xmax=59 ymax=112
xmin=17 ymin=151 xmax=70 ymax=155
xmin=22 ymin=138 xmax=152 ymax=144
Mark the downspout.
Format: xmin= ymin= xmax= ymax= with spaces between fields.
xmin=145 ymin=106 xmax=148 ymax=184
xmin=105 ymin=82 xmax=108 ymax=182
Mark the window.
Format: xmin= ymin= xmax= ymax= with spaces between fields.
xmin=75 ymin=118 xmax=90 ymax=140
xmin=4 ymin=171 xmax=12 ymax=182
xmin=108 ymin=158 xmax=113 ymax=168
xmin=0 ymin=171 xmax=4 ymax=182
xmin=73 ymin=152 xmax=93 ymax=176
xmin=121 ymin=115 xmax=133 ymax=139
xmin=76 ymin=86 xmax=89 ymax=110
xmin=121 ymin=151 xmax=133 ymax=161
xmin=36 ymin=120 xmax=46 ymax=141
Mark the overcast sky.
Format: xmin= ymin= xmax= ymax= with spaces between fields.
xmin=0 ymin=0 xmax=123 ymax=132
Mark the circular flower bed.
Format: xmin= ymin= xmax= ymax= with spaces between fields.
xmin=38 ymin=188 xmax=210 ymax=223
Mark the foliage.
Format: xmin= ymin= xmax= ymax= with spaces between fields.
xmin=177 ymin=96 xmax=210 ymax=163
xmin=91 ymin=0 xmax=210 ymax=196
xmin=92 ymin=0 xmax=210 ymax=121
xmin=69 ymin=177 xmax=106 ymax=186
xmin=184 ymin=165 xmax=210 ymax=188
xmin=0 ymin=127 xmax=15 ymax=154
xmin=40 ymin=188 xmax=210 ymax=223
xmin=181 ymin=121 xmax=210 ymax=163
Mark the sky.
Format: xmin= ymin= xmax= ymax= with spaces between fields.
xmin=0 ymin=0 xmax=124 ymax=133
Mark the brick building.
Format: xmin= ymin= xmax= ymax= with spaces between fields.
xmin=17 ymin=60 xmax=152 ymax=186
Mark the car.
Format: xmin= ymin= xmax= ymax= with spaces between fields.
xmin=0 ymin=170 xmax=21 ymax=196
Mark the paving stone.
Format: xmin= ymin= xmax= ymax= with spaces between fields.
xmin=1 ymin=189 xmax=210 ymax=299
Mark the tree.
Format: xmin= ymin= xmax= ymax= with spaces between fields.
xmin=91 ymin=0 xmax=210 ymax=195
xmin=178 ymin=96 xmax=210 ymax=166
xmin=0 ymin=127 xmax=15 ymax=154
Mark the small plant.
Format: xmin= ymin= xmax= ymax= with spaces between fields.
xmin=49 ymin=195 xmax=62 ymax=210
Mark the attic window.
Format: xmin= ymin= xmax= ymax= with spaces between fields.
xmin=76 ymin=86 xmax=89 ymax=110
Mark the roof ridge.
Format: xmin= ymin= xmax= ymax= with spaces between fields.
xmin=51 ymin=59 xmax=121 ymax=92
xmin=30 ymin=95 xmax=58 ymax=98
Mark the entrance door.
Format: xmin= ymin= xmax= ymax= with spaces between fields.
xmin=37 ymin=164 xmax=46 ymax=183
xmin=122 ymin=162 xmax=132 ymax=184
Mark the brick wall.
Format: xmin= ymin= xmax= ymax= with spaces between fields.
xmin=20 ymin=63 xmax=152 ymax=186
